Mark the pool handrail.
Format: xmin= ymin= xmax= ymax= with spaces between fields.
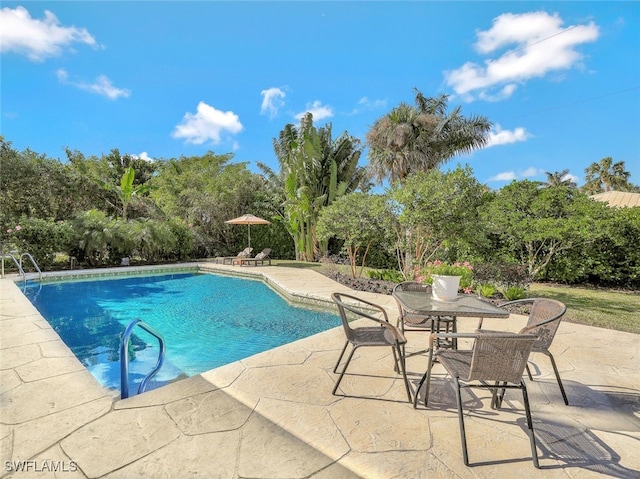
xmin=120 ymin=319 xmax=166 ymax=399
xmin=1 ymin=251 xmax=42 ymax=282
xmin=20 ymin=252 xmax=42 ymax=281
xmin=1 ymin=253 xmax=25 ymax=279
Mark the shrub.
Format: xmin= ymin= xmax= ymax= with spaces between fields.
xmin=475 ymin=282 xmax=498 ymax=298
xmin=474 ymin=262 xmax=530 ymax=289
xmin=367 ymin=269 xmax=404 ymax=283
xmin=416 ymin=261 xmax=474 ymax=290
xmin=167 ymin=219 xmax=194 ymax=260
xmin=1 ymin=217 xmax=73 ymax=270
xmin=502 ymin=286 xmax=527 ymax=301
xmin=70 ymin=210 xmax=115 ymax=266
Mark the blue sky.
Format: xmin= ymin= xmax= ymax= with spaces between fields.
xmin=2 ymin=1 xmax=639 ymax=188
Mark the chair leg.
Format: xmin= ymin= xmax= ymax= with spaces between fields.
xmin=491 ymin=381 xmax=506 ymax=409
xmin=414 ymin=351 xmax=436 ymax=408
xmin=521 ymin=380 xmax=540 ymax=468
xmin=546 ymin=351 xmax=569 ymax=405
xmin=333 ymin=341 xmax=349 ymax=373
xmin=391 ymin=341 xmax=401 ymax=373
xmin=526 ymin=363 xmax=533 ymax=381
xmin=453 ymin=378 xmax=470 ymax=466
xmin=395 ymin=344 xmax=412 ymax=402
xmin=395 ymin=320 xmax=406 ymax=372
xmin=332 ymin=346 xmax=358 ymax=395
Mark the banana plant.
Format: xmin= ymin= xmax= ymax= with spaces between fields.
xmin=119 ymin=167 xmax=151 ymax=221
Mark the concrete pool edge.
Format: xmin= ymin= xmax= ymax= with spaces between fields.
xmin=18 ymin=262 xmax=346 ymax=312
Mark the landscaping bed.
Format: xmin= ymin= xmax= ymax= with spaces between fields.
xmin=321 ymin=271 xmax=531 ymax=315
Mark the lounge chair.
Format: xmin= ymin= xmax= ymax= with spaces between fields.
xmin=233 ymin=248 xmax=271 ymax=266
xmin=216 ymin=247 xmax=253 ymax=265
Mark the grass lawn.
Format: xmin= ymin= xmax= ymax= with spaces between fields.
xmin=530 ymin=283 xmax=640 ymax=334
xmin=272 ymin=260 xmax=640 ymax=335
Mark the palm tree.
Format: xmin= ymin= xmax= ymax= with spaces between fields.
xmin=583 ymin=157 xmax=631 ymax=194
xmin=544 ymin=169 xmax=577 ymax=188
xmin=262 ymin=113 xmax=366 ymax=261
xmin=366 ymin=89 xmax=492 ymax=184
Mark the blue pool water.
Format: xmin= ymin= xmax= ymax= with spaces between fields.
xmin=23 ymin=272 xmax=341 ymax=392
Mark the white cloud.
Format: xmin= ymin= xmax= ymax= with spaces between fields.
xmin=521 ymin=166 xmax=542 ymax=177
xmin=485 ymin=125 xmax=530 ymax=147
xmin=489 ymin=171 xmax=517 ymax=182
xmin=445 ymin=11 xmax=599 ymax=101
xmin=57 ymin=69 xmax=130 ymax=100
xmin=488 ymin=166 xmax=542 ymax=182
xmin=294 ymin=100 xmax=334 ymax=121
xmin=0 ymin=6 xmax=97 ymax=61
xmin=132 ymin=152 xmax=154 ymax=162
xmin=564 ymin=172 xmax=580 ymax=184
xmin=359 ymin=96 xmax=387 ymax=109
xmin=349 ymin=96 xmax=388 ymax=115
xmin=260 ymin=87 xmax=286 ymax=119
xmin=172 ymin=101 xmax=243 ymax=145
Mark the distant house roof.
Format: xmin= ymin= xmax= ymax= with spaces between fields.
xmin=591 ymin=191 xmax=640 ymax=208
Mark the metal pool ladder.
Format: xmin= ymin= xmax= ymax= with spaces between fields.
xmin=1 ymin=252 xmax=42 ymax=281
xmin=120 ymin=319 xmax=166 ymax=399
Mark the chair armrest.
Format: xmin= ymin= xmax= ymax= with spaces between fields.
xmin=332 ymin=293 xmax=391 ymax=324
xmin=428 ymin=331 xmax=537 ymax=349
xmin=499 ymin=298 xmax=534 ymax=308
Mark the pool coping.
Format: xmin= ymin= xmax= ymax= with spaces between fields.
xmin=24 ymin=262 xmax=346 ymax=312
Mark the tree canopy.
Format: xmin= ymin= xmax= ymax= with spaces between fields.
xmin=366 ymin=90 xmax=492 ymax=184
xmin=583 ymin=157 xmax=631 ymax=194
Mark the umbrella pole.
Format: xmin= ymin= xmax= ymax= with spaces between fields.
xmin=248 ymin=224 xmax=251 ymax=249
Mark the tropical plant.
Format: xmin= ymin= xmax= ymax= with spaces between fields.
xmin=583 ymin=157 xmax=631 ymax=194
xmin=66 ymin=148 xmax=158 ymax=219
xmin=70 ymin=209 xmax=115 ymax=266
xmin=544 ymin=169 xmax=576 ymax=188
xmin=366 ymin=89 xmax=491 ymax=184
xmin=367 ymin=268 xmax=405 ymax=283
xmin=415 ymin=260 xmax=474 ymax=290
xmin=475 ymin=282 xmax=498 ymax=298
xmin=266 ymin=113 xmax=366 ymax=261
xmin=117 ymin=167 xmax=152 ymax=220
xmin=502 ymin=286 xmax=527 ymax=301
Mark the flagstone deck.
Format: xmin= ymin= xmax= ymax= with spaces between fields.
xmin=1 ymin=263 xmax=639 ymax=478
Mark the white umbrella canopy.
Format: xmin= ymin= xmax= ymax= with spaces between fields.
xmin=224 ymin=214 xmax=271 ymax=249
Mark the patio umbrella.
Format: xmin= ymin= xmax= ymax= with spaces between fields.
xmin=224 ymin=214 xmax=270 ymax=249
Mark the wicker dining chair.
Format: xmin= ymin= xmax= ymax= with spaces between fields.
xmin=415 ymin=331 xmax=540 ymax=468
xmin=331 ymin=292 xmax=412 ymax=402
xmin=498 ymin=298 xmax=569 ymax=405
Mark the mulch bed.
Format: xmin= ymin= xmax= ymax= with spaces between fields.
xmin=320 ymin=271 xmax=531 ymax=315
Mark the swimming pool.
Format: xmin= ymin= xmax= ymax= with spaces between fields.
xmin=23 ymin=271 xmax=341 ymax=393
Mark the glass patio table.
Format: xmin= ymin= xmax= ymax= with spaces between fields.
xmin=391 ymin=291 xmax=509 ymax=348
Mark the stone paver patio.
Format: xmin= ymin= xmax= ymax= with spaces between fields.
xmin=1 ymin=263 xmax=639 ymax=478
